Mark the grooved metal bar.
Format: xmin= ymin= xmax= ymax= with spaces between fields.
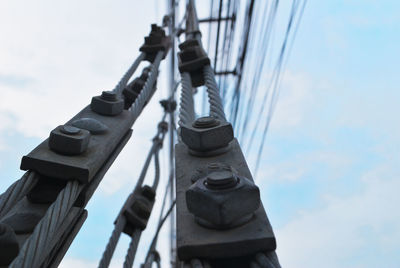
xmin=10 ymin=180 xmax=81 ymax=268
xmin=112 ymin=52 xmax=146 ymax=95
xmin=204 ymin=65 xmax=226 ymax=121
xmin=179 ymin=72 xmax=196 ymax=127
xmin=0 ymin=171 xmax=37 ymax=219
xmin=98 ymin=216 xmax=127 ymax=268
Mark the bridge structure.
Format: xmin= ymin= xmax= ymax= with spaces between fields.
xmin=0 ymin=0 xmax=306 ymax=267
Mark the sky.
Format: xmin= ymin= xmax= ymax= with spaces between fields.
xmin=0 ymin=1 xmax=399 ymax=268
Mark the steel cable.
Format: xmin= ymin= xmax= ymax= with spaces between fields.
xmin=142 ymin=200 xmax=176 ymax=268
xmin=0 ymin=171 xmax=37 ymax=219
xmin=204 ymin=65 xmax=226 ymax=121
xmin=99 ymin=111 xmax=168 ymax=268
xmin=130 ymin=51 xmax=164 ymax=122
xmin=250 ymin=252 xmax=281 ymax=268
xmin=179 ymin=72 xmax=196 ymax=126
xmin=10 ymin=180 xmax=81 ymax=268
xmin=98 ymin=216 xmax=127 ymax=268
xmin=112 ymin=53 xmax=146 ymax=95
xmin=123 ymin=229 xmax=142 ymax=268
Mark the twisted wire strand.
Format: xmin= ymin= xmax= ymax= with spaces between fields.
xmin=123 ymin=229 xmax=142 ymax=268
xmin=130 ymin=51 xmax=164 ymax=121
xmin=0 ymin=171 xmax=37 ymax=219
xmin=184 ymin=251 xmax=280 ymax=268
xmin=112 ymin=52 xmax=146 ymax=95
xmin=98 ymin=216 xmax=127 ymax=268
xmin=250 ymin=252 xmax=281 ymax=268
xmin=142 ymin=200 xmax=176 ymax=267
xmin=10 ymin=180 xmax=81 ymax=268
xmin=152 ymin=148 xmax=161 ymax=190
xmin=99 ymin=112 xmax=167 ymax=268
xmin=203 ymin=65 xmax=226 ymax=121
xmin=178 ymin=72 xmax=195 ymax=127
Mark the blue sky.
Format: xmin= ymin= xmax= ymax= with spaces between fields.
xmin=0 ymin=1 xmax=399 ymax=268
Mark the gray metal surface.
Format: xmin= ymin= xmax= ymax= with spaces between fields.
xmin=20 ymin=106 xmax=136 ymax=184
xmin=175 ymin=139 xmax=276 ymax=260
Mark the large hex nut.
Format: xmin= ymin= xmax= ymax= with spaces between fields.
xmin=186 ymin=170 xmax=261 ymax=228
xmin=91 ymin=91 xmax=124 ymax=116
xmin=48 ymin=125 xmax=90 ymax=155
xmin=178 ymin=39 xmax=210 ymax=87
xmin=180 ymin=120 xmax=234 ymax=153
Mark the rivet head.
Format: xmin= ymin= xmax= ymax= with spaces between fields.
xmin=192 ymin=116 xmax=220 ymax=128
xmin=101 ymin=91 xmax=117 ymax=101
xmin=60 ymin=125 xmax=81 ymax=135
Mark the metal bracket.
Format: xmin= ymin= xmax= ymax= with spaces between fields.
xmin=175 ymin=139 xmax=276 ymax=260
xmin=20 ymin=106 xmax=136 ymax=184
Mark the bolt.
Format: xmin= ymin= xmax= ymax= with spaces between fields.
xmin=60 ymin=125 xmax=81 ymax=135
xmin=101 ymin=90 xmax=117 ymax=101
xmin=192 ymin=116 xmax=220 ymax=129
xmin=205 ymin=170 xmax=238 ymax=190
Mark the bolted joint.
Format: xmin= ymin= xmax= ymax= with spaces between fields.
xmin=123 ymin=67 xmax=155 ymax=109
xmin=158 ymin=121 xmax=169 ymax=133
xmin=178 ymin=39 xmax=210 ymax=87
xmin=48 ymin=125 xmax=90 ymax=155
xmin=185 ymin=163 xmax=261 ymax=229
xmin=120 ymin=185 xmax=156 ymax=235
xmin=159 ymin=99 xmax=177 ymax=113
xmin=180 ymin=116 xmax=233 ymax=156
xmin=91 ymin=91 xmax=124 ymax=116
xmin=140 ymin=24 xmax=171 ymax=62
xmin=0 ymin=223 xmax=19 ymax=266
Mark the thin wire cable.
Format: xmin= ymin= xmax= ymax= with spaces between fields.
xmin=254 ymin=0 xmax=307 ymax=176
xmin=229 ymin=0 xmax=256 ymax=128
xmin=239 ymin=0 xmax=279 ymax=142
xmin=203 ymin=0 xmax=215 ymax=115
xmin=220 ymin=0 xmax=237 ymax=100
xmin=217 ymin=0 xmax=231 ymax=90
xmin=98 ymin=216 xmax=127 ymax=268
xmin=152 ymin=149 xmax=161 ymax=190
xmin=0 ymin=171 xmax=37 ymax=219
xmin=204 ymin=65 xmax=226 ymax=121
xmin=112 ymin=53 xmax=145 ymax=95
xmin=213 ymin=0 xmax=224 ymax=71
xmin=10 ymin=180 xmax=81 ymax=268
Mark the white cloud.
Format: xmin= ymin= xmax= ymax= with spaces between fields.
xmin=276 ymin=163 xmax=400 ymax=268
